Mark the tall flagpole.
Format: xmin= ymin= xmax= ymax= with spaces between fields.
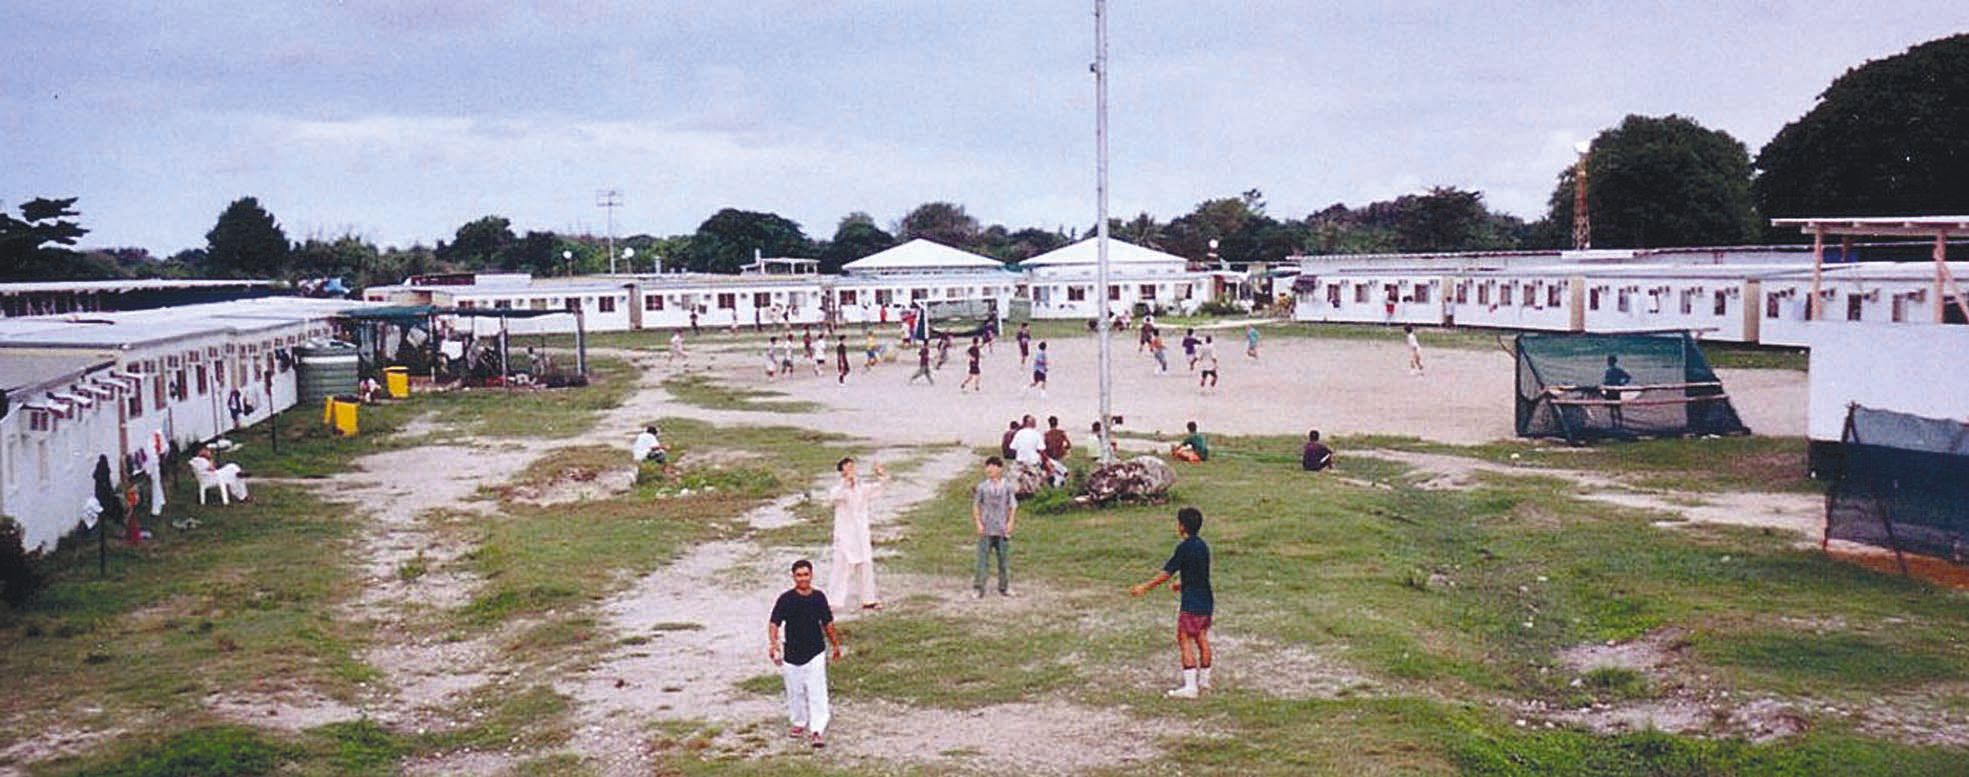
xmin=1093 ymin=0 xmax=1114 ymax=464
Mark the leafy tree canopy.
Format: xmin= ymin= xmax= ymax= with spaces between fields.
xmin=439 ymin=215 xmax=516 ymax=269
xmin=896 ymin=201 xmax=979 ymax=248
xmin=1754 ymin=33 xmax=1969 ymax=226
xmin=1543 ymin=114 xmax=1759 ymax=249
xmin=681 ymin=208 xmax=812 ymax=274
xmin=817 ymin=213 xmax=896 ymax=273
xmin=0 ymin=197 xmax=103 ymax=281
xmin=203 ymin=197 xmax=291 ymax=278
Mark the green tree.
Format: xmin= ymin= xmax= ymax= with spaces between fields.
xmin=896 ymin=202 xmax=980 ymax=249
xmin=1754 ymin=33 xmax=1969 ymax=226
xmin=818 ymin=213 xmax=896 ymax=273
xmin=291 ymin=233 xmax=380 ymax=283
xmin=1544 ymin=115 xmax=1759 ymax=248
xmin=439 ymin=215 xmax=516 ymax=269
xmin=1163 ymin=190 xmax=1278 ymax=264
xmin=0 ymin=197 xmax=103 ymax=281
xmin=680 ymin=209 xmax=812 ymax=273
xmin=1392 ymin=187 xmax=1519 ymax=253
xmin=203 ymin=197 xmax=291 ymax=278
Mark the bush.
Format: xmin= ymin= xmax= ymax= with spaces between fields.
xmin=1195 ymin=298 xmax=1246 ymax=316
xmin=67 ymin=726 xmax=289 ymax=777
xmin=0 ymin=515 xmax=43 ymax=608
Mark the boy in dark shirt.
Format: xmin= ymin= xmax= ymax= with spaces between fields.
xmin=1131 ymin=507 xmax=1214 ymax=698
xmin=1301 ymin=429 xmax=1334 ymax=472
xmin=769 ymin=559 xmax=843 ymax=748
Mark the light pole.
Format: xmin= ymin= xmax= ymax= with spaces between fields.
xmin=1571 ymin=141 xmax=1592 ymax=250
xmin=561 ymin=249 xmax=574 ymax=277
xmin=1093 ymin=0 xmax=1113 ymax=464
xmin=622 ymin=247 xmax=636 ymax=275
xmin=597 ymin=189 xmax=622 ymax=273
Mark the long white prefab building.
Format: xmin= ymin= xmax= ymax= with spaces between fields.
xmin=1292 ymin=241 xmax=1967 ymax=347
xmin=0 ymin=297 xmax=360 ymax=553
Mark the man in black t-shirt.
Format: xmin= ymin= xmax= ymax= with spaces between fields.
xmin=769 ymin=559 xmax=843 ymax=749
xmin=1131 ymin=507 xmax=1214 ymax=698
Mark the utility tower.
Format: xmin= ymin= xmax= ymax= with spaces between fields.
xmin=1571 ymin=144 xmax=1591 ymax=250
xmin=597 ymin=189 xmax=623 ymax=273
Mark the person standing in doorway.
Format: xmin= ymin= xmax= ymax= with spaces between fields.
xmin=828 ymin=456 xmax=887 ymax=611
xmin=972 ymin=457 xmax=1018 ymax=598
xmin=769 ymin=558 xmax=843 ymax=749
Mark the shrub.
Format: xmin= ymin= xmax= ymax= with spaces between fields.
xmin=0 ymin=515 xmax=43 ymax=608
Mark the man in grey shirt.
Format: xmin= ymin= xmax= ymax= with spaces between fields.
xmin=972 ymin=456 xmax=1019 ymax=598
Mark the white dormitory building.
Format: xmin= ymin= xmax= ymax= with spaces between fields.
xmin=1292 ymin=244 xmax=1967 ymax=346
xmin=0 ymin=297 xmax=360 ymax=554
xmin=361 ymin=238 xmax=1218 ymax=335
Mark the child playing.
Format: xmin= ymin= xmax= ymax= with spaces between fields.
xmin=1130 ymin=506 xmax=1214 ymax=698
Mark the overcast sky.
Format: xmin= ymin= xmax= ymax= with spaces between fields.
xmin=5 ymin=2 xmax=1965 ymax=254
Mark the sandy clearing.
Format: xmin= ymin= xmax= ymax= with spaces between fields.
xmin=620 ymin=333 xmax=1806 ymax=449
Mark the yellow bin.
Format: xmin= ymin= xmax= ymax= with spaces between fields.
xmin=324 ymin=397 xmax=359 ymax=436
xmin=383 ymin=366 xmax=410 ymax=399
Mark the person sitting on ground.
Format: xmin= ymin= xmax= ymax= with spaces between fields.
xmin=1301 ymin=429 xmax=1334 ymax=472
xmin=1010 ymin=415 xmax=1046 ymax=471
xmin=190 ymin=446 xmax=251 ymax=502
xmin=1042 ymin=415 xmax=1073 ymax=487
xmin=1171 ymin=421 xmax=1210 ymax=463
xmin=1001 ymin=419 xmax=1022 ymax=460
xmin=632 ymin=425 xmax=669 ymax=465
xmin=357 ymin=376 xmax=383 ymax=404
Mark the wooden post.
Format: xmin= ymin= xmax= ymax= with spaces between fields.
xmin=1808 ymin=226 xmax=1825 ymax=321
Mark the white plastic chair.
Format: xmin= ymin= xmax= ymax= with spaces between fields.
xmin=189 ymin=457 xmax=229 ymax=505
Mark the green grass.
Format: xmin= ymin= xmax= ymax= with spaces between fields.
xmin=826 ymin=430 xmax=1969 ymax=772
xmin=1336 ymin=433 xmax=1824 ymax=494
xmin=661 ymin=373 xmax=821 ymax=413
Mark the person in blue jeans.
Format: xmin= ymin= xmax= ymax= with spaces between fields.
xmin=972 ymin=456 xmax=1018 ymax=598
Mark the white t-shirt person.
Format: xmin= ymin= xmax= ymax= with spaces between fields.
xmin=1009 ymin=425 xmax=1046 ymax=467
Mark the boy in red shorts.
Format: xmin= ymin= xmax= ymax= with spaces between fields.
xmin=1130 ymin=506 xmax=1213 ymax=698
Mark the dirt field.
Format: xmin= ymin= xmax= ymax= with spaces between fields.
xmin=670 ymin=329 xmax=1807 ymax=446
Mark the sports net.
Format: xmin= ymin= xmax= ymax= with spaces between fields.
xmin=920 ymin=297 xmax=1030 ymax=339
xmin=1826 ymin=405 xmax=1969 ymax=562
xmin=1515 ymin=332 xmax=1749 ymax=444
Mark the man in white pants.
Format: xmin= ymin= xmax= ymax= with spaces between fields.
xmin=828 ymin=456 xmax=887 ymax=610
xmin=769 ymin=558 xmax=843 ymax=749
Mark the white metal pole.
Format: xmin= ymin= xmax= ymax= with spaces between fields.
xmin=1094 ymin=0 xmax=1113 ymax=464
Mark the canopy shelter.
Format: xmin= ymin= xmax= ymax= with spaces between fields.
xmin=1826 ymin=404 xmax=1969 ymax=571
xmin=1515 ymin=331 xmax=1749 ymax=444
xmin=335 ymin=305 xmax=588 ymax=388
xmin=1771 ymin=216 xmax=1969 ymax=324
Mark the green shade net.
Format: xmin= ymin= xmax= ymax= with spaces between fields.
xmin=1827 ymin=405 xmax=1969 ymax=561
xmin=1515 ymin=332 xmax=1749 ymax=443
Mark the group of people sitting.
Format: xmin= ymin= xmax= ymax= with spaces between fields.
xmin=1167 ymin=420 xmax=1335 ymax=473
xmin=1000 ymin=415 xmax=1074 ymax=488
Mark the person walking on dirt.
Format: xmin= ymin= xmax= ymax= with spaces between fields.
xmin=828 ymin=457 xmax=887 ymax=611
xmin=1405 ymin=324 xmax=1425 ymax=376
xmin=959 ymin=337 xmax=983 ymax=393
xmin=770 ymin=558 xmax=843 ymax=749
xmin=908 ymin=341 xmax=935 ymax=385
xmin=1016 ymin=322 xmax=1032 ymax=367
xmin=835 ymin=340 xmax=851 ymax=384
xmin=1197 ymin=335 xmax=1219 ymax=392
xmin=1024 ymin=341 xmax=1049 ymax=398
xmin=1245 ymin=325 xmax=1261 ymax=360
xmin=1182 ymin=328 xmax=1200 ymax=371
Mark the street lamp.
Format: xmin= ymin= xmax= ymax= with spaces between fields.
xmin=1208 ymin=238 xmax=1221 ymax=270
xmin=621 ymin=246 xmax=636 ymax=275
xmin=562 ymin=249 xmax=574 ymax=277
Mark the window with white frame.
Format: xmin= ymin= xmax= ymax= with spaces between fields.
xmin=1067 ymin=286 xmax=1087 ymax=302
xmin=598 ymin=296 xmax=616 ymax=313
xmin=645 ymin=294 xmax=663 ymax=311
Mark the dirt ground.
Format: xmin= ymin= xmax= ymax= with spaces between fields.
xmin=102 ymin=332 xmax=1815 ymax=776
xmin=665 ymin=331 xmax=1807 ymax=447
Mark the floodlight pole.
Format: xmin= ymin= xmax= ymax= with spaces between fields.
xmin=1094 ymin=0 xmax=1113 ymax=464
xmin=598 ymin=189 xmax=623 ymax=274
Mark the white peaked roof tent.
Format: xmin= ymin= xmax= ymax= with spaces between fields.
xmin=840 ymin=239 xmax=1003 ymax=272
xmin=1021 ymin=237 xmax=1189 ymax=266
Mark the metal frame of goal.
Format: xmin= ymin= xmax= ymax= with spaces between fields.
xmin=1515 ymin=331 xmax=1750 ymax=444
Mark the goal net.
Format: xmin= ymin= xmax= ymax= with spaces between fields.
xmin=1515 ymin=332 xmax=1749 ymax=444
xmin=1826 ymin=405 xmax=1969 ymax=563
xmin=916 ymin=297 xmax=1030 ymax=339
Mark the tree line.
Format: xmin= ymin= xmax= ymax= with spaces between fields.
xmin=6 ymin=33 xmax=1965 ymax=285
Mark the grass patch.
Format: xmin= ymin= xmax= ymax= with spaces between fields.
xmin=425 ymin=355 xmax=637 ymax=438
xmin=661 ymin=374 xmax=821 ymax=413
xmin=1700 ymin=632 xmax=1969 ymax=695
xmin=50 ymin=725 xmax=287 ymax=777
xmin=1336 ymin=434 xmax=1822 ymax=494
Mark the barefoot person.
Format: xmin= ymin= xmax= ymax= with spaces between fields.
xmin=828 ymin=457 xmax=887 ymax=611
xmin=972 ymin=456 xmax=1017 ymax=598
xmin=1405 ymin=324 xmax=1425 ymax=375
xmin=1171 ymin=420 xmax=1209 ymax=463
xmin=1131 ymin=506 xmax=1214 ymax=698
xmin=769 ymin=558 xmax=843 ymax=749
